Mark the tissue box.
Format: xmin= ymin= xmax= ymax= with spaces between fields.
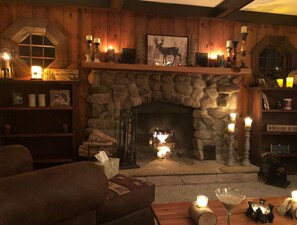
xmin=95 ymin=158 xmax=119 ymax=179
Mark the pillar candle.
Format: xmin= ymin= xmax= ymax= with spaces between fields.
xmin=241 ymin=26 xmax=248 ymax=33
xmin=228 ymin=123 xmax=235 ymax=133
xmin=226 ymin=40 xmax=233 ymax=48
xmin=94 ymin=38 xmax=100 ymax=44
xmin=245 ymin=117 xmax=252 ymax=128
xmin=38 ymin=94 xmax=46 ymax=107
xmin=28 ymin=94 xmax=36 ymax=107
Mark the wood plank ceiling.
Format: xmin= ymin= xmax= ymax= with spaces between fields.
xmin=1 ymin=0 xmax=297 ymax=25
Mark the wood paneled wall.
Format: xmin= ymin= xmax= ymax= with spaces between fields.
xmin=2 ymin=3 xmax=297 ymax=71
xmin=1 ymin=3 xmax=297 ymax=153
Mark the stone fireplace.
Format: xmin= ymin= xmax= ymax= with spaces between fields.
xmin=86 ymin=69 xmax=243 ymax=167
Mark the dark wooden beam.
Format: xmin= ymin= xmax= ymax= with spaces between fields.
xmin=227 ymin=10 xmax=297 ymax=26
xmin=110 ymin=0 xmax=124 ymax=9
xmin=212 ymin=0 xmax=254 ymax=18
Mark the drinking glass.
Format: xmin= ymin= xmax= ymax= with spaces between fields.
xmin=215 ymin=187 xmax=246 ymax=225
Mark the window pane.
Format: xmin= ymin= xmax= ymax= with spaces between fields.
xmin=21 ymin=35 xmax=30 ymax=44
xmin=19 ymin=57 xmax=30 ymax=66
xmin=44 ymin=36 xmax=54 ymax=46
xmin=19 ymin=46 xmax=30 ymax=56
xmin=44 ymin=47 xmax=55 ymax=57
xmin=44 ymin=59 xmax=55 ymax=67
xmin=32 ymin=47 xmax=43 ymax=57
xmin=31 ymin=35 xmax=43 ymax=45
xmin=32 ymin=58 xmax=43 ymax=67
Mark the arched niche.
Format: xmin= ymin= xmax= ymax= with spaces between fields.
xmin=1 ymin=18 xmax=68 ymax=78
xmin=251 ymin=35 xmax=297 ymax=83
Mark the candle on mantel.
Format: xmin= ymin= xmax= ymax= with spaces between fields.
xmin=226 ymin=40 xmax=233 ymax=48
xmin=228 ymin=123 xmax=235 ymax=133
xmin=106 ymin=46 xmax=115 ymax=62
xmin=292 ymin=191 xmax=297 ymax=202
xmin=86 ymin=35 xmax=93 ymax=42
xmin=230 ymin=113 xmax=237 ymax=122
xmin=196 ymin=195 xmax=208 ymax=208
xmin=241 ymin=26 xmax=248 ymax=33
xmin=245 ymin=117 xmax=252 ymax=128
xmin=94 ymin=37 xmax=101 ymax=44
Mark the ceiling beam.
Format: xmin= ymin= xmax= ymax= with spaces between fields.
xmin=110 ymin=0 xmax=124 ymax=9
xmin=212 ymin=0 xmax=254 ymax=18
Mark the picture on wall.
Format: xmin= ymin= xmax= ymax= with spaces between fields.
xmin=147 ymin=34 xmax=188 ymax=66
xmin=12 ymin=92 xmax=24 ymax=106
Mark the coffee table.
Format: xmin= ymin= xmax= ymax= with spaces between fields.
xmin=152 ymin=196 xmax=294 ymax=225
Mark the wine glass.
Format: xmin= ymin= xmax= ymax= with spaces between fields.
xmin=215 ymin=187 xmax=246 ymax=225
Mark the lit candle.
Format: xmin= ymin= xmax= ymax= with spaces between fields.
xmin=292 ymin=191 xmax=297 ymax=202
xmin=106 ymin=46 xmax=115 ymax=62
xmin=230 ymin=113 xmax=237 ymax=122
xmin=245 ymin=117 xmax=252 ymax=128
xmin=241 ymin=26 xmax=248 ymax=33
xmin=31 ymin=66 xmax=43 ymax=79
xmin=286 ymin=77 xmax=294 ymax=88
xmin=226 ymin=40 xmax=233 ymax=48
xmin=196 ymin=195 xmax=208 ymax=208
xmin=94 ymin=37 xmax=100 ymax=44
xmin=86 ymin=35 xmax=93 ymax=42
xmin=228 ymin=123 xmax=235 ymax=133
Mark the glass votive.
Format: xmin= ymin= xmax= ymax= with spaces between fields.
xmin=196 ymin=195 xmax=208 ymax=208
xmin=286 ymin=77 xmax=294 ymax=88
xmin=292 ymin=190 xmax=297 ymax=202
xmin=276 ymin=79 xmax=283 ymax=87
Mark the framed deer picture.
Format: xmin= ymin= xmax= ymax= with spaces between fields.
xmin=147 ymin=34 xmax=188 ymax=66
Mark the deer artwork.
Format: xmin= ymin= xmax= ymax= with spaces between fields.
xmin=153 ymin=37 xmax=181 ymax=66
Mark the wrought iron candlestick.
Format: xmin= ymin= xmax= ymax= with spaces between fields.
xmin=227 ymin=132 xmax=235 ymax=166
xmin=226 ymin=46 xmax=233 ymax=68
xmin=240 ymin=32 xmax=248 ymax=68
xmin=232 ymin=40 xmax=239 ymax=66
xmin=94 ymin=40 xmax=101 ymax=63
xmin=85 ymin=35 xmax=93 ymax=62
xmin=241 ymin=127 xmax=252 ymax=166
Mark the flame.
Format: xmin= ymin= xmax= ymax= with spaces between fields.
xmin=157 ymin=146 xmax=171 ymax=159
xmin=156 ymin=133 xmax=169 ymax=143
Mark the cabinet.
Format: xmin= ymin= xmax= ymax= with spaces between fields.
xmin=0 ymin=79 xmax=79 ymax=165
xmin=249 ymin=87 xmax=297 ymax=173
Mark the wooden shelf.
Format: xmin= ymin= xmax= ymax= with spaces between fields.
xmin=262 ymin=131 xmax=297 ymax=135
xmin=34 ymin=158 xmax=73 ymax=163
xmin=0 ymin=78 xmax=79 ymax=84
xmin=81 ymin=62 xmax=252 ymax=76
xmin=0 ymin=133 xmax=73 ymax=138
xmin=262 ymin=109 xmax=297 ymax=113
xmin=0 ymin=106 xmax=73 ymax=110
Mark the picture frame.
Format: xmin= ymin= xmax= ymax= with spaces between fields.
xmin=50 ymin=90 xmax=70 ymax=106
xmin=147 ymin=34 xmax=188 ymax=66
xmin=12 ymin=92 xmax=24 ymax=106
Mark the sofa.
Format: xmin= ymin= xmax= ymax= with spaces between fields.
xmin=0 ymin=145 xmax=155 ymax=225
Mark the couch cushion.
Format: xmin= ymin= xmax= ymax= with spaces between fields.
xmin=96 ymin=174 xmax=155 ymax=223
xmin=0 ymin=161 xmax=108 ymax=225
xmin=0 ymin=145 xmax=33 ymax=178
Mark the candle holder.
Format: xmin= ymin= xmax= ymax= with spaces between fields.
xmin=226 ymin=46 xmax=233 ymax=68
xmin=240 ymin=32 xmax=248 ymax=68
xmin=94 ymin=41 xmax=101 ymax=63
xmin=226 ymin=132 xmax=235 ymax=166
xmin=241 ymin=127 xmax=252 ymax=166
xmin=232 ymin=40 xmax=239 ymax=66
xmin=85 ymin=39 xmax=93 ymax=63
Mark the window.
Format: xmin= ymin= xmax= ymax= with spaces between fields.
xmin=19 ymin=34 xmax=56 ymax=68
xmin=0 ymin=18 xmax=68 ymax=77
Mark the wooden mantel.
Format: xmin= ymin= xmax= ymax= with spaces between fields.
xmin=81 ymin=62 xmax=252 ymax=76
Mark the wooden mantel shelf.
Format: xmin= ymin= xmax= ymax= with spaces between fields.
xmin=81 ymin=62 xmax=252 ymax=76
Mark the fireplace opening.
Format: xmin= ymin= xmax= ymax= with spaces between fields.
xmin=134 ymin=103 xmax=194 ymax=165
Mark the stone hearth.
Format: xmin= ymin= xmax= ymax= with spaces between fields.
xmin=86 ymin=69 xmax=244 ymax=164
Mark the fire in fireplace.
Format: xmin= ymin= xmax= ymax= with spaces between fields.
xmin=150 ymin=129 xmax=175 ymax=159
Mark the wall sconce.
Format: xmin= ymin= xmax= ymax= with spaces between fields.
xmin=31 ymin=66 xmax=43 ymax=79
